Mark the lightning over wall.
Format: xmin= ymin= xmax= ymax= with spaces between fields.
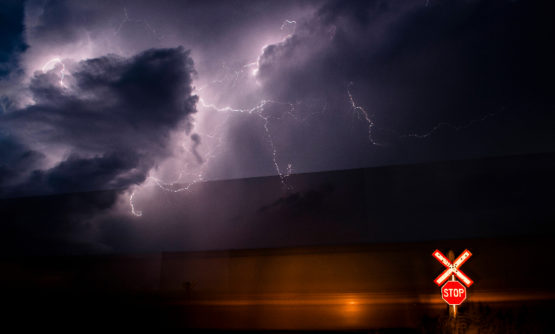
xmin=1 ymin=0 xmax=553 ymax=254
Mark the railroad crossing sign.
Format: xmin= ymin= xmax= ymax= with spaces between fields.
xmin=433 ymin=249 xmax=473 ymax=287
xmin=441 ymin=280 xmax=467 ymax=305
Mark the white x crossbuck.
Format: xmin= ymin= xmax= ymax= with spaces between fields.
xmin=433 ymin=249 xmax=473 ymax=287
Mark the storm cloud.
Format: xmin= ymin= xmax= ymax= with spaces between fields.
xmin=1 ymin=46 xmax=197 ymax=197
xmin=247 ymin=0 xmax=555 ymax=172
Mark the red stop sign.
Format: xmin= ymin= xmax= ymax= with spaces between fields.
xmin=441 ymin=280 xmax=466 ymax=305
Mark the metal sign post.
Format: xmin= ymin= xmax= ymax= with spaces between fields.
xmin=433 ymin=248 xmax=474 ymax=331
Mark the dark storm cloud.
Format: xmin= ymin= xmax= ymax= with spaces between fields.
xmin=0 ymin=46 xmax=197 ymax=254
xmin=0 ymin=135 xmax=44 ymax=188
xmin=252 ymin=0 xmax=555 ymax=168
xmin=21 ymin=152 xmax=144 ymax=194
xmin=0 ymin=190 xmax=120 ymax=255
xmin=256 ymin=0 xmax=412 ymax=100
xmin=22 ymin=0 xmax=315 ymax=67
xmin=0 ymin=46 xmax=197 ymax=197
xmin=27 ymin=0 xmax=101 ymax=44
xmin=0 ymin=0 xmax=26 ymax=77
xmin=124 ymin=0 xmax=316 ymax=60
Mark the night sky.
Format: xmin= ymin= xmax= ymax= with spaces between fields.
xmin=0 ymin=0 xmax=554 ymax=254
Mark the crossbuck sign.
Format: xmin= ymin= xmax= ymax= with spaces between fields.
xmin=432 ymin=249 xmax=473 ymax=287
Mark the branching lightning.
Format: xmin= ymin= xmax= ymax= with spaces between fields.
xmin=259 ymin=109 xmax=293 ymax=189
xmin=347 ymin=82 xmax=380 ymax=146
xmin=346 ymin=81 xmax=498 ymax=145
xmin=10 ymin=3 xmax=509 ymax=222
xmin=122 ymin=12 xmax=497 ymax=217
xmin=198 ymin=98 xmax=296 ymax=188
xmin=114 ymin=7 xmax=162 ymax=41
xmin=141 ymin=18 xmax=307 ymax=200
xmin=403 ymin=112 xmax=497 ymax=139
xmin=129 ymin=171 xmax=205 ymax=216
xmin=128 ymin=96 xmax=302 ymax=216
xmin=39 ymin=47 xmax=495 ymax=218
xmin=150 ymin=172 xmax=204 ymax=192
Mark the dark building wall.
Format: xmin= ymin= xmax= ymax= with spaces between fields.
xmin=159 ymin=237 xmax=553 ymax=299
xmin=2 ymin=153 xmax=555 ymax=295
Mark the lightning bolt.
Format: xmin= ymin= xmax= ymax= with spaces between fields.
xmin=244 ymin=62 xmax=259 ymax=77
xmin=346 ymin=81 xmax=498 ymax=145
xmin=128 ymin=171 xmax=205 ymax=216
xmin=259 ymin=110 xmax=293 ymax=189
xmin=280 ymin=19 xmax=297 ymax=31
xmin=403 ymin=112 xmax=497 ymax=139
xmin=128 ymin=100 xmax=298 ymax=217
xmin=129 ymin=191 xmax=142 ymax=217
xmin=123 ymin=14 xmax=497 ymax=217
xmin=42 ymin=57 xmax=66 ymax=88
xmin=114 ymin=7 xmax=162 ymax=41
xmin=198 ymin=98 xmax=296 ymax=188
xmin=38 ymin=53 xmax=495 ymax=217
xmin=149 ymin=173 xmax=204 ymax=192
xmin=148 ymin=18 xmax=310 ymax=201
xmin=347 ymin=82 xmax=380 ymax=146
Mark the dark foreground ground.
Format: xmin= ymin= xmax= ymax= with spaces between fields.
xmin=2 ymin=296 xmax=552 ymax=333
xmin=1 ymin=236 xmax=554 ymax=332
